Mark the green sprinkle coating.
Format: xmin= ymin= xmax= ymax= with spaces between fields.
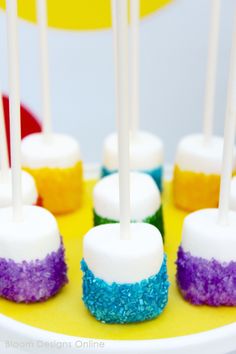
xmin=93 ymin=206 xmax=165 ymax=240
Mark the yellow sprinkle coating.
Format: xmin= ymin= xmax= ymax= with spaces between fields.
xmin=173 ymin=165 xmax=220 ymax=212
xmin=23 ymin=161 xmax=83 ymax=215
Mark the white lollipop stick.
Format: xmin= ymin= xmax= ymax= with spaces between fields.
xmin=218 ymin=13 xmax=236 ymax=224
xmin=111 ymin=0 xmax=119 ymax=127
xmin=203 ymin=0 xmax=221 ymax=144
xmin=116 ymin=0 xmax=130 ymax=240
xmin=6 ymin=0 xmax=22 ymax=221
xmin=36 ymin=0 xmax=52 ymax=141
xmin=130 ymin=0 xmax=140 ymax=135
xmin=0 ymin=92 xmax=9 ymax=182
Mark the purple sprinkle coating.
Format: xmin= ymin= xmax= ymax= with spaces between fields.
xmin=0 ymin=240 xmax=68 ymax=303
xmin=176 ymin=246 xmax=236 ymax=306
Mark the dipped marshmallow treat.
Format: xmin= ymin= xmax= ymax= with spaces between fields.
xmin=0 ymin=71 xmax=39 ymax=207
xmin=101 ymin=131 xmax=164 ymax=191
xmin=93 ymin=172 xmax=164 ymax=238
xmin=177 ymin=17 xmax=236 ymax=306
xmin=81 ymin=223 xmax=169 ymax=323
xmin=0 ymin=170 xmax=38 ymax=207
xmin=173 ymin=1 xmax=225 ymax=212
xmin=102 ymin=0 xmax=164 ymax=191
xmin=176 ymin=209 xmax=236 ymax=306
xmin=0 ymin=96 xmax=39 ymax=207
xmin=0 ymin=205 xmax=68 ymax=303
xmin=81 ymin=0 xmax=169 ymax=324
xmin=2 ymin=0 xmax=68 ymax=304
xmin=20 ymin=1 xmax=82 ymax=215
xmin=173 ymin=134 xmax=234 ymax=211
xmin=21 ymin=133 xmax=83 ymax=214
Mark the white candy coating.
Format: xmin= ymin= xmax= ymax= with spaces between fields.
xmin=83 ymin=223 xmax=164 ymax=284
xmin=0 ymin=170 xmax=38 ymax=207
xmin=0 ymin=205 xmax=61 ymax=262
xmin=230 ymin=176 xmax=236 ymax=210
xmin=175 ymin=134 xmax=235 ymax=174
xmin=94 ymin=172 xmax=161 ymax=221
xmin=103 ymin=131 xmax=163 ymax=170
xmin=181 ymin=209 xmax=236 ymax=262
xmin=21 ymin=133 xmax=81 ymax=169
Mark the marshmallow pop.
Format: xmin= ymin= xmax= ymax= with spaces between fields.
xmin=21 ymin=0 xmax=83 ymax=215
xmin=173 ymin=0 xmax=233 ymax=211
xmin=0 ymin=85 xmax=39 ymax=207
xmin=102 ymin=132 xmax=164 ymax=191
xmin=0 ymin=0 xmax=68 ymax=303
xmin=93 ymin=172 xmax=164 ymax=238
xmin=176 ymin=18 xmax=236 ymax=306
xmin=101 ymin=0 xmax=163 ymax=191
xmin=81 ymin=0 xmax=169 ymax=324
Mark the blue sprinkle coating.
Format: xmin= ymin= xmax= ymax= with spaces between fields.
xmin=81 ymin=255 xmax=169 ymax=324
xmin=101 ymin=165 xmax=163 ymax=191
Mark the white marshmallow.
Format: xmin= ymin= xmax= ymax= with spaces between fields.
xmin=83 ymin=223 xmax=164 ymax=284
xmin=21 ymin=133 xmax=81 ymax=169
xmin=94 ymin=172 xmax=161 ymax=221
xmin=230 ymin=176 xmax=236 ymax=210
xmin=0 ymin=205 xmax=61 ymax=262
xmin=175 ymin=134 xmax=235 ymax=174
xmin=103 ymin=131 xmax=163 ymax=170
xmin=181 ymin=209 xmax=236 ymax=262
xmin=0 ymin=170 xmax=38 ymax=207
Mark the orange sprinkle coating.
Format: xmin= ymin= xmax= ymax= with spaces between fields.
xmin=24 ymin=161 xmax=83 ymax=215
xmin=173 ymin=165 xmax=220 ymax=212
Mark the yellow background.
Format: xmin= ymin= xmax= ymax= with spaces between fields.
xmin=0 ymin=0 xmax=172 ymax=30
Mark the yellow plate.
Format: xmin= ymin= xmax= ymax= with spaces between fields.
xmin=0 ymin=181 xmax=235 ymax=340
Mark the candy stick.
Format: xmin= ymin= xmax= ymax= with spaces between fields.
xmin=0 ymin=92 xmax=9 ymax=182
xmin=116 ymin=0 xmax=130 ymax=240
xmin=36 ymin=0 xmax=52 ymax=141
xmin=203 ymin=0 xmax=221 ymax=144
xmin=130 ymin=0 xmax=140 ymax=135
xmin=218 ymin=13 xmax=236 ymax=224
xmin=6 ymin=0 xmax=22 ymax=221
xmin=111 ymin=0 xmax=119 ymax=126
